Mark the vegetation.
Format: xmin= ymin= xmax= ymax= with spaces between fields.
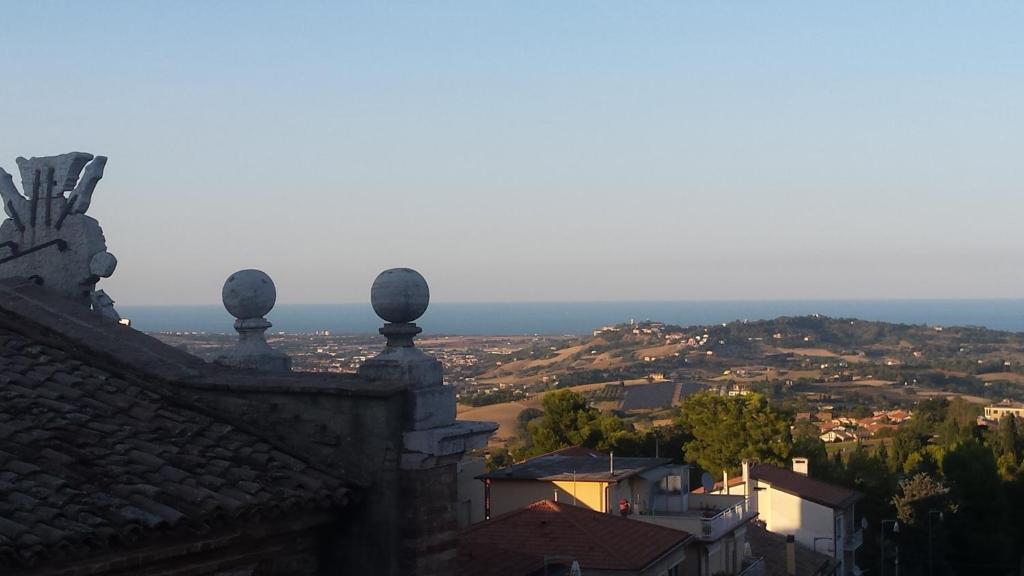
xmin=506 ymin=387 xmax=1024 ymax=573
xmin=675 ymin=393 xmax=791 ymax=475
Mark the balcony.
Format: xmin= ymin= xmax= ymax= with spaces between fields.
xmin=844 ymin=528 xmax=863 ymax=551
xmin=636 ymin=494 xmax=757 ymax=541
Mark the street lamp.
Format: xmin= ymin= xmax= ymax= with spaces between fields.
xmin=928 ymin=510 xmax=944 ymax=576
xmin=881 ymin=519 xmax=899 ymax=576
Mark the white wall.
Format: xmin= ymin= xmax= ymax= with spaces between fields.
xmin=754 ymin=480 xmax=836 ymax=553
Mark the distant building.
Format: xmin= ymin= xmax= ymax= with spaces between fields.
xmin=984 ymin=399 xmax=1024 ymax=421
xmin=819 ymin=428 xmax=857 ymax=443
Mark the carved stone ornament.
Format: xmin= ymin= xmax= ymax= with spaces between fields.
xmin=0 ymin=152 xmax=119 ymax=319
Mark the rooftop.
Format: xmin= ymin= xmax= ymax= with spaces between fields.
xmin=990 ymin=399 xmax=1024 ymax=408
xmin=746 ymin=521 xmax=837 ymax=576
xmin=751 ymin=463 xmax=862 ymax=510
xmin=0 ymin=289 xmax=350 ymax=568
xmin=477 ymin=446 xmax=672 ymax=482
xmin=457 ymin=500 xmax=693 ymax=575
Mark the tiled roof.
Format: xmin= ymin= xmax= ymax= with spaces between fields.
xmin=458 ymin=500 xmax=692 ymax=575
xmin=477 ymin=446 xmax=671 ymax=482
xmin=746 ymin=521 xmax=836 ymax=576
xmin=751 ymin=464 xmax=861 ymax=510
xmin=0 ymin=311 xmax=349 ymax=568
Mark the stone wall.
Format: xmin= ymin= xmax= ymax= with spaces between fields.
xmin=400 ymin=463 xmax=459 ymax=575
xmin=173 ymin=373 xmax=407 ymax=574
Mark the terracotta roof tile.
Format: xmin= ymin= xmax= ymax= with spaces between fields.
xmin=751 ymin=464 xmax=861 ymax=509
xmin=458 ymin=500 xmax=691 ymax=574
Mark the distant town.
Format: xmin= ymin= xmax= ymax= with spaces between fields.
xmin=154 ymin=315 xmax=1024 ymax=443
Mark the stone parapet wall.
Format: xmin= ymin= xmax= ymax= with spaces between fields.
xmin=400 ymin=463 xmax=460 ymax=576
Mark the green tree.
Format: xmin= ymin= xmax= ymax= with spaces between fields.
xmin=677 ymin=393 xmax=790 ymax=475
xmin=941 ymin=440 xmax=1011 ymax=570
xmin=995 ymin=414 xmax=1021 ymax=460
xmin=892 ymin=473 xmax=956 ymax=527
xmin=888 ymin=427 xmax=927 ymax=473
xmin=526 ymin=389 xmax=603 ymax=454
xmin=891 ymin=473 xmax=957 ymax=575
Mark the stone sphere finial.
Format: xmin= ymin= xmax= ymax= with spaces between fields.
xmin=216 ymin=269 xmax=289 ymax=372
xmin=371 ymin=268 xmax=429 ymax=324
xmin=222 ymin=269 xmax=276 ymax=320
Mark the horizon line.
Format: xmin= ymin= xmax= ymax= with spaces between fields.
xmin=117 ymin=296 xmax=1024 ymax=308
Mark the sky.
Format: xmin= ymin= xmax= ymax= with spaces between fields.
xmin=1 ymin=2 xmax=1022 ymax=305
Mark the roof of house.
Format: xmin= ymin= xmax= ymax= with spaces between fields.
xmin=990 ymin=399 xmax=1024 ymax=409
xmin=477 ymin=446 xmax=672 ymax=482
xmin=457 ymin=500 xmax=692 ymax=575
xmin=751 ymin=464 xmax=861 ymax=510
xmin=0 ymin=302 xmax=350 ymax=568
xmin=745 ymin=521 xmax=837 ymax=576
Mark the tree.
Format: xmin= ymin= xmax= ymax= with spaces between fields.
xmin=892 ymin=473 xmax=956 ymax=527
xmin=515 ymin=407 xmax=544 ymax=438
xmin=677 ymin=393 xmax=790 ymax=475
xmin=941 ymin=440 xmax=1011 ymax=569
xmin=995 ymin=414 xmax=1021 ymax=460
xmin=526 ymin=389 xmax=603 ymax=454
xmin=888 ymin=427 xmax=927 ymax=473
xmin=891 ymin=473 xmax=957 ymax=575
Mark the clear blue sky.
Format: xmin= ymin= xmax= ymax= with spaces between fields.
xmin=1 ymin=2 xmax=1021 ymax=305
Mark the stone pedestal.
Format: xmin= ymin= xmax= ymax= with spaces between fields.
xmin=216 ymin=317 xmax=291 ymax=372
xmin=215 ymin=269 xmax=291 ymax=373
xmin=359 ymin=268 xmax=497 ymax=575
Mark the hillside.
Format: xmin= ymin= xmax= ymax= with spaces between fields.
xmin=462 ymin=316 xmax=1024 ymax=409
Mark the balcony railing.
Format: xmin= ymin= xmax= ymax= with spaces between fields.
xmin=738 ymin=556 xmax=765 ymax=576
xmin=637 ymin=494 xmax=756 ymax=541
xmin=698 ymin=497 xmax=751 ymax=540
xmin=844 ymin=528 xmax=863 ymax=551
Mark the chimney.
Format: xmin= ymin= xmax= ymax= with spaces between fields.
xmin=609 ymin=451 xmax=615 ymax=475
xmin=786 ymin=535 xmax=796 ymax=575
xmin=792 ymin=457 xmax=809 ymax=476
xmin=742 ymin=459 xmax=751 ymax=496
xmin=723 ymin=470 xmax=729 ymax=494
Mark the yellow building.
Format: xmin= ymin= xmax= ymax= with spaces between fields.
xmin=985 ymin=400 xmax=1024 ymax=420
xmin=479 ymin=446 xmax=676 ymax=517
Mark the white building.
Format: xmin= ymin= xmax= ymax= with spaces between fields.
xmin=698 ymin=458 xmax=863 ymax=576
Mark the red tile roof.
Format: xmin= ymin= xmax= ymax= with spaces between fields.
xmin=458 ymin=500 xmax=692 ymax=575
xmin=751 ymin=464 xmax=861 ymax=509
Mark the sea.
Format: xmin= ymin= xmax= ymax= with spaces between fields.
xmin=118 ymin=300 xmax=1024 ymax=336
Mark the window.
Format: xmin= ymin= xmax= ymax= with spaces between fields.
xmin=660 ymin=474 xmax=682 ymax=494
